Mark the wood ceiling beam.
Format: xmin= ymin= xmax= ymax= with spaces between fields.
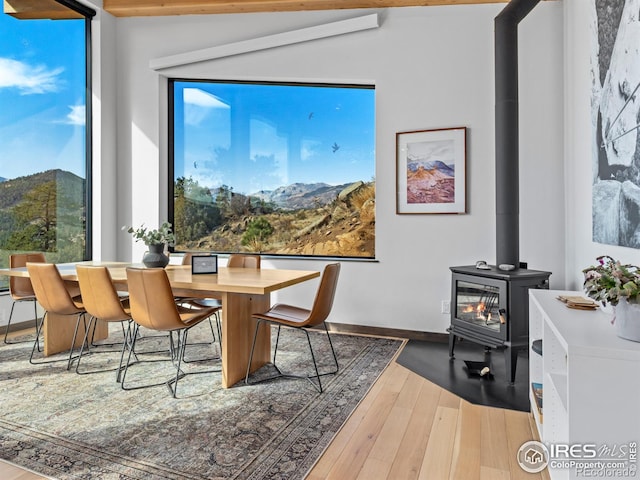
xmin=103 ymin=0 xmax=510 ymax=17
xmin=3 ymin=0 xmax=83 ymax=19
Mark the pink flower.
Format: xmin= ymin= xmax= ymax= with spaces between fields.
xmin=585 ymin=271 xmax=601 ymax=280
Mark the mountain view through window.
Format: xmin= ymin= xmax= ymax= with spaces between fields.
xmin=170 ymin=80 xmax=376 ymax=259
xmin=0 ymin=9 xmax=90 ymax=289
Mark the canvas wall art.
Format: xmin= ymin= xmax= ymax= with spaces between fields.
xmin=591 ymin=0 xmax=640 ymax=247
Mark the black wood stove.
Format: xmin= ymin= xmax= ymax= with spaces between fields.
xmin=446 ymin=0 xmax=554 ymax=384
xmin=448 ymin=265 xmax=550 ymax=383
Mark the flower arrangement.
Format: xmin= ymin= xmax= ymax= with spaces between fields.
xmin=583 ymin=255 xmax=640 ymax=306
xmin=123 ymin=221 xmax=175 ymax=246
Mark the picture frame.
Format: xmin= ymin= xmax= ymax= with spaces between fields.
xmin=396 ymin=127 xmax=467 ymax=214
xmin=191 ymin=254 xmax=218 ymax=274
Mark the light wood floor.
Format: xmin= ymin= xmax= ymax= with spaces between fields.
xmin=0 ymin=333 xmax=548 ymax=480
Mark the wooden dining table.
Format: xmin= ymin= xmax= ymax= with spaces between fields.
xmin=0 ymin=261 xmax=320 ymax=388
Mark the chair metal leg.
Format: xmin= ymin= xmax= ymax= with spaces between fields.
xmin=121 ymin=325 xmax=219 ymax=397
xmin=245 ymin=320 xmax=339 ymax=393
xmin=215 ymin=312 xmax=222 ymax=349
xmin=272 ymin=324 xmax=282 ymax=365
xmin=3 ymin=301 xmax=17 ymax=344
xmin=28 ymin=311 xmax=84 ymax=367
xmin=66 ymin=312 xmax=86 ymax=370
xmin=322 ymin=322 xmax=339 ymax=374
xmin=245 ymin=319 xmax=263 ymax=386
xmin=117 ymin=321 xmax=138 ymax=382
xmin=167 ymin=330 xmax=187 ymax=398
xmin=76 ymin=317 xmax=130 ymax=377
xmin=75 ymin=315 xmax=96 ymax=374
xmin=184 ymin=311 xmax=222 ymax=350
xmin=29 ymin=311 xmax=47 ymax=364
xmin=303 ymin=328 xmax=323 ymax=392
xmin=119 ymin=323 xmax=141 ymax=388
xmin=183 ymin=313 xmax=222 ymax=364
xmin=4 ymin=299 xmax=41 ymax=351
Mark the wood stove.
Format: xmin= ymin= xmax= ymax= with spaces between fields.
xmin=448 ymin=265 xmax=550 ymax=383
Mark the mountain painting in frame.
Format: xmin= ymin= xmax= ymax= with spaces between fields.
xmin=396 ymin=127 xmax=466 ymax=214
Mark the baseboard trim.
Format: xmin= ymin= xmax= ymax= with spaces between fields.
xmin=3 ymin=320 xmax=448 ymax=343
xmin=325 ymin=322 xmax=448 ymax=342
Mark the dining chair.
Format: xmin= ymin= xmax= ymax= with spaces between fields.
xmin=227 ymin=253 xmax=261 ymax=269
xmin=74 ymin=265 xmax=132 ymax=378
xmin=26 ymin=262 xmax=87 ymax=370
xmin=245 ymin=263 xmax=340 ymax=393
xmin=122 ymin=267 xmax=221 ymax=397
xmin=4 ymin=253 xmax=45 ymax=346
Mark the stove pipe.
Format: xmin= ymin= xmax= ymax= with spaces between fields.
xmin=494 ymin=0 xmax=540 ymax=268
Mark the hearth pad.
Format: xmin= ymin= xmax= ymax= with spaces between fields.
xmin=396 ymin=338 xmax=529 ymax=412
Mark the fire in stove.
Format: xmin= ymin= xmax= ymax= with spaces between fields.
xmin=457 ymin=284 xmax=500 ymax=329
xmin=463 ymin=301 xmax=494 ymax=321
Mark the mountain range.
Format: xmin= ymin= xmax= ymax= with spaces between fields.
xmin=251 ymin=182 xmax=352 ymax=210
xmin=0 ymin=169 xmax=85 ymax=210
xmin=407 ymin=160 xmax=454 ymax=177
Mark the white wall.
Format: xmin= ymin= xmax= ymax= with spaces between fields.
xmin=105 ymin=3 xmax=565 ymax=333
xmin=92 ymin=7 xmax=118 ymax=262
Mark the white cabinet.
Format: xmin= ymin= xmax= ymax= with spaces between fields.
xmin=529 ymin=290 xmax=640 ymax=480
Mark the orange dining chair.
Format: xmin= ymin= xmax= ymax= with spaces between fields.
xmin=122 ymin=267 xmax=221 ymax=397
xmin=227 ymin=253 xmax=261 ymax=269
xmin=75 ymin=265 xmax=132 ymax=377
xmin=4 ymin=253 xmax=45 ymax=346
xmin=245 ymin=263 xmax=340 ymax=393
xmin=26 ymin=262 xmax=87 ymax=370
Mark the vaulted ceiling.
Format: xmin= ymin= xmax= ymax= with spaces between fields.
xmin=4 ymin=0 xmax=509 ymax=19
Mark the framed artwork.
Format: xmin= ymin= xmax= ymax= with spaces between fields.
xmin=396 ymin=127 xmax=467 ymax=214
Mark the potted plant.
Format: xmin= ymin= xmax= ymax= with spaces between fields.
xmin=583 ymin=255 xmax=640 ymax=341
xmin=123 ymin=221 xmax=175 ymax=268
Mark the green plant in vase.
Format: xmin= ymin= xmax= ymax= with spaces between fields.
xmin=583 ymin=255 xmax=640 ymax=342
xmin=123 ymin=221 xmax=175 ymax=268
xmin=582 ymin=255 xmax=640 ymax=306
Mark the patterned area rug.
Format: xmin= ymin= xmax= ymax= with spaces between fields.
xmin=0 ymin=325 xmax=402 ymax=479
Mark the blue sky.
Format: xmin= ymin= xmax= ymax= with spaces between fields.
xmin=0 ymin=15 xmax=375 ymax=191
xmin=0 ymin=14 xmax=86 ymax=180
xmin=174 ymin=81 xmax=376 ymax=194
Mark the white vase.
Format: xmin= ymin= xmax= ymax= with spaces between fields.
xmin=614 ymin=298 xmax=640 ymax=342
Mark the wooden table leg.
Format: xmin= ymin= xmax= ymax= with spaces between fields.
xmin=221 ymin=292 xmax=271 ymax=388
xmin=43 ymin=313 xmax=109 ymax=357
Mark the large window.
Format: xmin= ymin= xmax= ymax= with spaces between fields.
xmin=0 ymin=2 xmax=93 ymax=289
xmin=169 ymin=80 xmax=376 ymax=259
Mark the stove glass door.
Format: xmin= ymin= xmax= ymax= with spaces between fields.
xmin=455 ymin=280 xmax=503 ymax=332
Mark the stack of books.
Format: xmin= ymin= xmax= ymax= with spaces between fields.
xmin=556 ymin=295 xmax=599 ymax=310
xmin=531 ymin=382 xmax=543 ymax=422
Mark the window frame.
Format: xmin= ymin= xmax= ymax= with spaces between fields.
xmin=167 ymin=78 xmax=376 ymax=260
xmin=0 ymin=0 xmax=94 ymax=291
